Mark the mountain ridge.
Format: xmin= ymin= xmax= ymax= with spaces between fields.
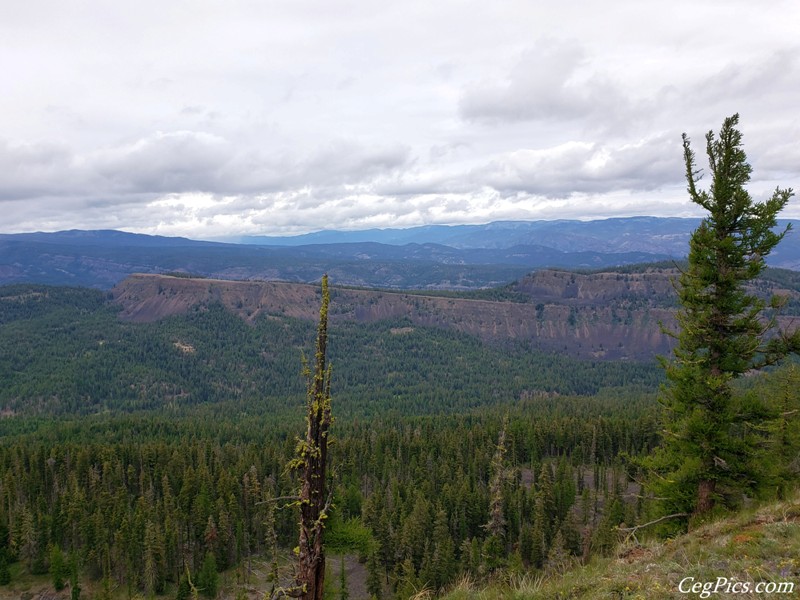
xmin=225 ymin=216 xmax=703 ymax=252
xmin=111 ymin=265 xmax=800 ymax=361
xmin=3 ymin=217 xmax=800 ymax=290
xmin=111 ymin=272 xmax=675 ymax=360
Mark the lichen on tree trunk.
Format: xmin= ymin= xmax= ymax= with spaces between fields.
xmin=281 ymin=275 xmax=332 ymax=600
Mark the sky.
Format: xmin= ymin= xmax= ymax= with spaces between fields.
xmin=2 ymin=0 xmax=799 ymax=239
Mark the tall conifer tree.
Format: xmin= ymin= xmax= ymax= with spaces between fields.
xmin=484 ymin=419 xmax=508 ymax=540
xmin=651 ymin=114 xmax=797 ymax=517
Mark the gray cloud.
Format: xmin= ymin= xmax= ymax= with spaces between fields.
xmin=459 ymin=39 xmax=633 ymax=127
xmin=93 ymin=131 xmax=232 ymax=194
xmin=697 ymin=49 xmax=800 ymax=109
xmin=297 ymin=140 xmax=412 ymax=188
xmin=0 ymin=140 xmax=82 ymax=200
xmin=0 ymin=131 xmax=411 ymax=203
xmin=473 ymin=134 xmax=682 ymax=198
xmin=1 ymin=1 xmax=799 ymax=236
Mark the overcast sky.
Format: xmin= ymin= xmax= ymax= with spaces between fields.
xmin=2 ymin=0 xmax=799 ymax=238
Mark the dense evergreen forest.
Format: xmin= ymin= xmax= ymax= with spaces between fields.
xmin=0 ymin=285 xmax=662 ymax=417
xmin=0 ymin=282 xmax=796 ymax=598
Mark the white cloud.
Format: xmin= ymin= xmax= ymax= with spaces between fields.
xmin=1 ymin=0 xmax=799 ymax=236
xmin=93 ymin=131 xmax=232 ymax=193
xmin=472 ymin=135 xmax=682 ymax=197
xmin=459 ymin=39 xmax=633 ymax=128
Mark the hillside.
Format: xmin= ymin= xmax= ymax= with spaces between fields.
xmin=438 ymin=491 xmax=800 ymax=599
xmin=111 ymin=272 xmax=674 ymax=360
xmin=1 ymin=277 xmax=798 ymax=599
xmin=0 ymin=282 xmax=664 ymax=417
xmin=112 ymin=268 xmax=800 ymax=360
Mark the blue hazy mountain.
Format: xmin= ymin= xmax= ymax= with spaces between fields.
xmin=229 ymin=217 xmax=706 ymax=254
xmin=1 ymin=229 xmax=224 ymax=247
xmin=2 ymin=217 xmax=799 ymax=289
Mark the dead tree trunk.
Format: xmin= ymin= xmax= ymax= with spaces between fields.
xmin=295 ymin=274 xmax=332 ymax=600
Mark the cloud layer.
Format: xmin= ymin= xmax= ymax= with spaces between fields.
xmin=2 ymin=0 xmax=799 ymax=238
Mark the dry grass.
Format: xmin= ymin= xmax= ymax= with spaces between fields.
xmin=439 ymin=492 xmax=800 ymax=600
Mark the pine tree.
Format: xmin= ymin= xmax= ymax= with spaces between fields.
xmin=481 ymin=534 xmax=505 ymax=574
xmin=544 ymin=529 xmax=570 ymax=574
xmin=484 ymin=419 xmax=508 ymax=539
xmin=144 ymin=522 xmax=158 ymax=597
xmin=761 ymin=365 xmax=800 ymax=499
xmin=528 ymin=508 xmax=545 ymax=570
xmin=399 ymin=494 xmax=431 ymax=570
xmin=559 ymin=509 xmax=582 ymax=557
xmin=650 ymin=114 xmax=798 ymax=517
xmin=527 ymin=463 xmax=556 ymax=569
xmin=216 ymin=508 xmax=233 ymax=571
xmin=535 ymin=463 xmax=556 ymax=545
xmin=263 ymin=492 xmax=279 ymax=585
xmin=430 ymin=508 xmax=456 ymax=590
xmin=482 ymin=420 xmax=509 ymax=573
xmin=196 ymin=552 xmax=218 ymax=599
xmin=518 ymin=524 xmax=533 ymax=567
xmin=18 ymin=506 xmax=36 ymax=573
xmin=0 ymin=525 xmax=9 ymax=586
xmin=591 ymin=496 xmax=623 ymax=556
xmin=31 ymin=525 xmax=48 ymax=575
xmin=50 ymin=544 xmax=67 ymax=591
xmin=365 ymin=551 xmax=382 ymax=600
xmin=394 ymin=557 xmax=420 ymax=600
xmin=175 ymin=575 xmax=192 ymax=600
xmin=0 ymin=551 xmax=10 ymax=586
xmin=98 ymin=551 xmax=114 ymax=600
xmin=68 ymin=552 xmax=81 ymax=600
xmin=418 ymin=542 xmax=434 ymax=592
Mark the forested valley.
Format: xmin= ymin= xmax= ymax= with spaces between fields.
xmin=0 ymin=278 xmax=797 ymax=599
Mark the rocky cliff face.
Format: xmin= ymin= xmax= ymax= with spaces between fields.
xmin=112 ymin=271 xmax=680 ymax=359
xmin=512 ymin=269 xmax=677 ymax=305
xmin=111 ymin=268 xmax=800 ymax=361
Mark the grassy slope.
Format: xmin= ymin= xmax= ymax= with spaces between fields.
xmin=439 ymin=493 xmax=800 ymax=600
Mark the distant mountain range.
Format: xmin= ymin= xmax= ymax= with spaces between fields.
xmin=2 ymin=217 xmax=799 ymax=290
xmin=228 ymin=216 xmax=705 ymax=254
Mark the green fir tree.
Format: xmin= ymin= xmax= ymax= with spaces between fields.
xmin=197 ymin=552 xmax=218 ymax=598
xmin=50 ymin=544 xmax=67 ymax=591
xmin=365 ymin=551 xmax=382 ymax=600
xmin=0 ymin=551 xmax=10 ymax=586
xmin=648 ymin=114 xmax=798 ymax=518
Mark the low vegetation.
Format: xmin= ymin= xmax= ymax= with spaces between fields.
xmin=438 ymin=489 xmax=800 ymax=599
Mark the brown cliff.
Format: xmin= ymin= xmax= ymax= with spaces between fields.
xmin=111 ymin=269 xmax=800 ymax=361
